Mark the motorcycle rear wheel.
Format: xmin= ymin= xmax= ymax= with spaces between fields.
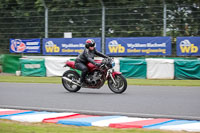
xmin=108 ymin=74 xmax=127 ymax=94
xmin=62 ymin=70 xmax=81 ymax=92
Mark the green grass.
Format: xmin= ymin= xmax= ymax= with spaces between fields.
xmin=0 ymin=75 xmax=200 ymax=86
xmin=127 ymin=78 xmax=200 ymax=86
xmin=0 ymin=119 xmax=185 ymax=133
xmin=0 ymin=75 xmax=61 ymax=84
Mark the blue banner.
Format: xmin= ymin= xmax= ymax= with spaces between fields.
xmin=177 ymin=37 xmax=200 ymax=56
xmin=10 ymin=39 xmax=41 ymax=53
xmin=106 ymin=37 xmax=171 ymax=56
xmin=43 ymin=38 xmax=101 ymax=55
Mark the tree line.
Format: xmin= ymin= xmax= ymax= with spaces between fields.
xmin=0 ymin=0 xmax=199 ymax=54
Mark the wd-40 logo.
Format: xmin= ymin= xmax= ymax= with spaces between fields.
xmin=180 ymin=40 xmax=198 ymax=53
xmin=108 ymin=40 xmax=125 ymax=53
xmin=45 ymin=41 xmax=60 ymax=53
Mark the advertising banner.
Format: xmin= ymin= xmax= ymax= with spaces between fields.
xmin=10 ymin=39 xmax=41 ymax=53
xmin=176 ymin=37 xmax=200 ymax=56
xmin=106 ymin=37 xmax=171 ymax=56
xmin=43 ymin=38 xmax=101 ymax=55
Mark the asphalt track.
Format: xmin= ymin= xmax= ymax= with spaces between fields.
xmin=0 ymin=82 xmax=200 ymax=120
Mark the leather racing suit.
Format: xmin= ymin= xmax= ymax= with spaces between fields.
xmin=75 ymin=48 xmax=108 ymax=83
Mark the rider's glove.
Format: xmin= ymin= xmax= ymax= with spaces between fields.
xmin=95 ymin=63 xmax=101 ymax=67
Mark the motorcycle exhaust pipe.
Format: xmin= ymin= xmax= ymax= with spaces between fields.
xmin=62 ymin=77 xmax=81 ymax=86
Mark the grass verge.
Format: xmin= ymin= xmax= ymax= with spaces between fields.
xmin=0 ymin=75 xmax=200 ymax=86
xmin=0 ymin=119 xmax=187 ymax=133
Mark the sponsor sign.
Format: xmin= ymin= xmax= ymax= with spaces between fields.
xmin=10 ymin=39 xmax=41 ymax=53
xmin=24 ymin=64 xmax=41 ymax=69
xmin=106 ymin=37 xmax=171 ymax=56
xmin=43 ymin=38 xmax=101 ymax=55
xmin=177 ymin=37 xmax=200 ymax=56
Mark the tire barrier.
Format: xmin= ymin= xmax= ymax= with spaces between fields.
xmin=20 ymin=58 xmax=46 ymax=77
xmin=1 ymin=55 xmax=200 ymax=79
xmin=120 ymin=58 xmax=200 ymax=79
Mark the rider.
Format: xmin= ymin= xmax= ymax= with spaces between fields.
xmin=75 ymin=39 xmax=109 ymax=85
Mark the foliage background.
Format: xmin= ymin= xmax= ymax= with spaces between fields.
xmin=0 ymin=0 xmax=199 ymax=55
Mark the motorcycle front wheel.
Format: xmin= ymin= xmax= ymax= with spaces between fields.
xmin=62 ymin=70 xmax=81 ymax=92
xmin=108 ymin=74 xmax=127 ymax=94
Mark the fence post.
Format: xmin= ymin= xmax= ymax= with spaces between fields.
xmin=42 ymin=0 xmax=48 ymax=38
xmin=163 ymin=0 xmax=167 ymax=36
xmin=99 ymin=0 xmax=105 ymax=54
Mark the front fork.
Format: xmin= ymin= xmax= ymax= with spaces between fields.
xmin=106 ymin=69 xmax=122 ymax=85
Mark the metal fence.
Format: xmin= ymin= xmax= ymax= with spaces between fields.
xmin=0 ymin=0 xmax=200 ymax=56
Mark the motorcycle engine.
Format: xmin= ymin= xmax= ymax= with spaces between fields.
xmin=85 ymin=70 xmax=102 ymax=86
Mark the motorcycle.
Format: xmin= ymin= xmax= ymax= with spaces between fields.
xmin=62 ymin=58 xmax=127 ymax=94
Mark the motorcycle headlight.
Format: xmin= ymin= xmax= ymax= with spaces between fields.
xmin=112 ymin=61 xmax=115 ymax=67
